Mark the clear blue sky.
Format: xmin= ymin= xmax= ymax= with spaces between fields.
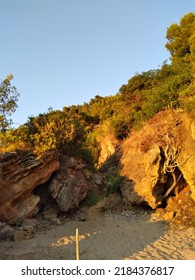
xmin=1 ymin=0 xmax=195 ymax=127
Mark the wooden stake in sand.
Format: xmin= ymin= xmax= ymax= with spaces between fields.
xmin=76 ymin=228 xmax=80 ymax=260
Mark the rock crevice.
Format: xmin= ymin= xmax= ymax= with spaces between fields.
xmin=121 ymin=110 xmax=195 ymax=209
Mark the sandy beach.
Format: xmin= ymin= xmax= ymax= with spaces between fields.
xmin=0 ymin=204 xmax=194 ymax=260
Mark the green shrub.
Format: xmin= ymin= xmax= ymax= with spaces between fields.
xmin=85 ymin=132 xmax=100 ymax=166
xmin=83 ymin=189 xmax=99 ymax=207
xmin=106 ymin=174 xmax=124 ymax=196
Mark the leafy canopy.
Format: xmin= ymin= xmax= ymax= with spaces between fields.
xmin=0 ymin=74 xmax=20 ymax=132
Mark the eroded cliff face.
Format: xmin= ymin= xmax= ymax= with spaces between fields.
xmin=97 ymin=135 xmax=118 ymax=167
xmin=0 ymin=151 xmax=102 ymax=225
xmin=121 ymin=110 xmax=195 ymax=209
xmin=1 ymin=110 xmax=194 ymax=226
xmin=0 ymin=151 xmax=60 ymax=223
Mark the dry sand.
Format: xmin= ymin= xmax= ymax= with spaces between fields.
xmin=0 ymin=204 xmax=195 ymax=260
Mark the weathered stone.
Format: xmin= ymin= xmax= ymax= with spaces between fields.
xmin=0 ymin=151 xmax=59 ymax=223
xmin=42 ymin=206 xmax=61 ymax=225
xmin=43 ymin=213 xmax=61 ymax=225
xmin=0 ymin=225 xmax=14 ymax=241
xmin=9 ymin=194 xmax=40 ymax=224
xmin=96 ymin=133 xmax=118 ymax=167
xmin=121 ymin=143 xmax=163 ymax=208
xmin=49 ymin=172 xmax=89 ymax=212
xmin=22 ymin=218 xmax=37 ymax=230
xmin=77 ymin=213 xmax=88 ymax=222
xmin=13 ymin=228 xmax=34 ymax=241
xmin=93 ymin=173 xmax=103 ymax=185
xmin=49 ymin=155 xmax=96 ymax=212
xmin=121 ymin=181 xmax=147 ymax=206
xmin=121 ymin=110 xmax=195 ymax=208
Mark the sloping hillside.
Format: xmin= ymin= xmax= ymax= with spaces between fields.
xmin=0 ymin=13 xmax=195 ymax=248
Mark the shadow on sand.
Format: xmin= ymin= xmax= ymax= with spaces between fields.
xmin=0 ymin=211 xmax=167 ymax=260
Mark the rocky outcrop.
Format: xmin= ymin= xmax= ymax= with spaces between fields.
xmin=0 ymin=150 xmax=103 ymax=223
xmin=49 ymin=155 xmax=98 ymax=212
xmin=121 ymin=110 xmax=195 ymax=209
xmin=97 ymin=136 xmax=118 ymax=167
xmin=96 ymin=124 xmax=119 ymax=167
xmin=122 ymin=144 xmax=162 ymax=208
xmin=0 ymin=151 xmax=59 ymax=223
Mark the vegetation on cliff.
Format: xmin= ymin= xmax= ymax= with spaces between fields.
xmin=0 ymin=13 xmax=195 ymax=168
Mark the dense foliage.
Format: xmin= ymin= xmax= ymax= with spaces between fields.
xmin=0 ymin=74 xmax=20 ymax=132
xmin=0 ymin=12 xmax=195 ymax=168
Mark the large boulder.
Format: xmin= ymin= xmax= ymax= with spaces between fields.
xmin=0 ymin=151 xmax=59 ymax=223
xmin=121 ymin=110 xmax=195 ymax=209
xmin=49 ymin=156 xmax=98 ymax=212
xmin=121 ymin=144 xmax=163 ymax=208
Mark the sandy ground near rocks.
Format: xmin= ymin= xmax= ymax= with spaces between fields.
xmin=0 ymin=205 xmax=195 ymax=260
